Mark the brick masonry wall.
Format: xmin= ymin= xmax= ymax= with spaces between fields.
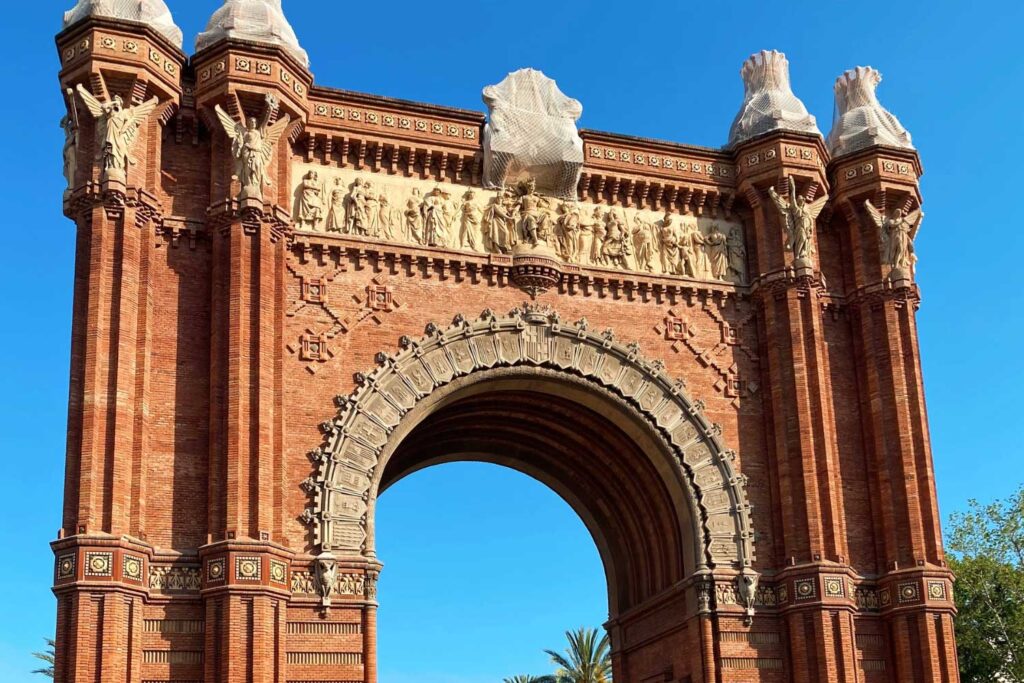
xmin=52 ymin=19 xmax=959 ymax=683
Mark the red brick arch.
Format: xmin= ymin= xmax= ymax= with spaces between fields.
xmin=306 ymin=306 xmax=757 ymax=614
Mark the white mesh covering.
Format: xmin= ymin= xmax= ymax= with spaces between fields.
xmin=63 ymin=0 xmax=182 ymax=48
xmin=827 ymin=66 xmax=913 ymax=158
xmin=196 ymin=0 xmax=308 ymax=68
xmin=482 ymin=68 xmax=584 ymax=199
xmin=727 ymin=50 xmax=819 ymax=147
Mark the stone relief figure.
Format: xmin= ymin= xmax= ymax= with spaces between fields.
xmin=379 ymin=194 xmax=398 ymax=241
xmin=346 ymin=178 xmax=368 ymax=235
xmin=484 ymin=188 xmax=516 ymax=253
xmin=295 ymin=170 xmax=324 ymax=230
xmin=515 ymin=178 xmax=547 ymax=248
xmin=768 ymin=176 xmax=828 ymax=268
xmin=315 ymin=552 xmax=337 ymax=608
xmin=422 ymin=187 xmax=450 ymax=247
xmin=585 ymin=207 xmax=606 ymax=266
xmin=601 ymin=211 xmax=631 ymax=269
xmin=76 ymin=84 xmax=159 ymax=184
xmin=214 ymin=94 xmax=291 ymax=201
xmin=404 ymin=188 xmax=424 ymax=244
xmin=705 ymin=225 xmax=729 ymax=280
xmin=459 ymin=190 xmax=482 ymax=250
xmin=659 ymin=213 xmax=683 ymax=275
xmin=363 ymin=182 xmax=382 ymax=238
xmin=680 ymin=218 xmax=710 ymax=278
xmin=632 ymin=215 xmax=657 ymax=273
xmin=726 ymin=225 xmax=748 ymax=283
xmin=864 ymin=200 xmax=923 ymax=280
xmin=556 ymin=202 xmax=582 ymax=262
xmin=61 ymin=90 xmax=79 ymax=195
xmin=325 ymin=178 xmax=346 ymax=233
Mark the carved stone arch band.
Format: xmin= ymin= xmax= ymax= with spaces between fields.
xmin=305 ymin=306 xmax=756 ymax=577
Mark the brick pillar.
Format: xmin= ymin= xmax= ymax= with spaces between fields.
xmin=831 ymin=147 xmax=959 ymax=682
xmin=193 ymin=38 xmax=310 ymax=683
xmin=54 ymin=17 xmax=184 ymax=683
xmin=735 ymin=132 xmax=856 ymax=681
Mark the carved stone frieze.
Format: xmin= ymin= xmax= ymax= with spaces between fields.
xmin=149 ymin=565 xmax=202 ymax=592
xmin=290 ymin=163 xmax=749 ymax=287
xmin=303 ymin=306 xmax=755 ymax=571
xmin=291 ymin=568 xmax=377 ymax=601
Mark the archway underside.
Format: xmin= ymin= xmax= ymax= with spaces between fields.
xmin=381 ymin=388 xmax=687 ymax=614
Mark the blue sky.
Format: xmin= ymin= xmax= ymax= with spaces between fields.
xmin=1 ymin=1 xmax=1022 ymax=681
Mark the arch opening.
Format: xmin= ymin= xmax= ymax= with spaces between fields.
xmin=375 ymin=461 xmax=609 ymax=681
xmin=377 ymin=375 xmax=696 ymax=614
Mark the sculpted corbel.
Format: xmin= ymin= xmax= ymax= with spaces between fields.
xmin=315 ymin=551 xmax=337 ymax=608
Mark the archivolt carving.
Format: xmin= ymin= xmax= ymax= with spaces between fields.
xmin=304 ymin=306 xmax=755 ymax=573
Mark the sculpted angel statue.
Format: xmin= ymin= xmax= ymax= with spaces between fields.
xmin=768 ymin=176 xmax=828 ymax=267
xmin=61 ymin=89 xmax=79 ymax=194
xmin=214 ymin=94 xmax=291 ymax=200
xmin=864 ymin=200 xmax=923 ymax=279
xmin=76 ymin=84 xmax=159 ymax=184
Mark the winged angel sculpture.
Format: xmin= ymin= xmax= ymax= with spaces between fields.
xmin=214 ymin=94 xmax=291 ymax=201
xmin=864 ymin=200 xmax=923 ymax=279
xmin=76 ymin=84 xmax=159 ymax=184
xmin=768 ymin=176 xmax=828 ymax=268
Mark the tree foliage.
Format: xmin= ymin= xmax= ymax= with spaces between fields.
xmin=948 ymin=486 xmax=1024 ymax=683
xmin=544 ymin=627 xmax=612 ymax=683
xmin=505 ymin=626 xmax=611 ymax=683
xmin=31 ymin=638 xmax=55 ymax=678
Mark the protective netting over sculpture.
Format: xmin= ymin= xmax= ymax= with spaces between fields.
xmin=482 ymin=68 xmax=584 ymax=200
xmin=827 ymin=66 xmax=913 ymax=158
xmin=196 ymin=0 xmax=308 ymax=68
xmin=63 ymin=0 xmax=182 ymax=48
xmin=727 ymin=50 xmax=820 ymax=148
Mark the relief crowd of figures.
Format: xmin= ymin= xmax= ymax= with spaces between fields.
xmin=294 ymin=172 xmax=748 ymax=283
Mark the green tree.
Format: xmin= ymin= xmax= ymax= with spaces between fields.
xmin=948 ymin=486 xmax=1024 ymax=683
xmin=504 ymin=676 xmax=557 ymax=683
xmin=31 ymin=638 xmax=55 ymax=679
xmin=544 ymin=627 xmax=612 ymax=683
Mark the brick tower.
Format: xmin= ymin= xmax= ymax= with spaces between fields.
xmin=54 ymin=3 xmax=958 ymax=681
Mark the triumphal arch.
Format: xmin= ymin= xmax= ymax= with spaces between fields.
xmin=52 ymin=1 xmax=958 ymax=681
